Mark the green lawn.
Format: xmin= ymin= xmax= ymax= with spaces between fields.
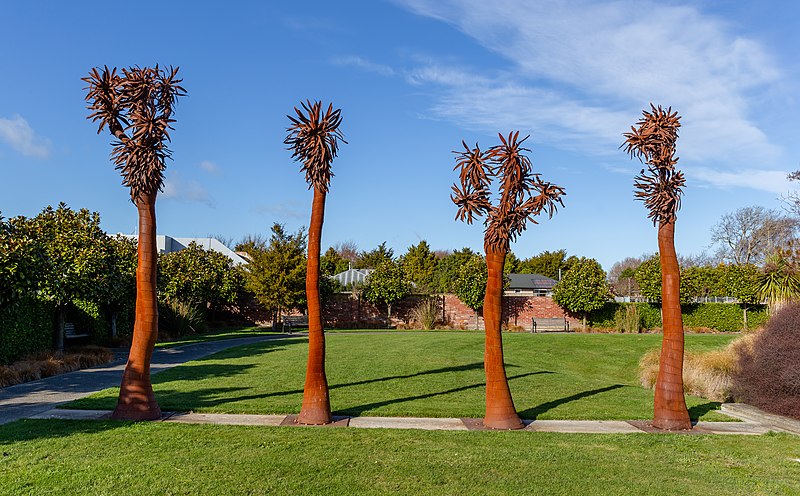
xmin=71 ymin=332 xmax=734 ymax=421
xmin=155 ymin=326 xmax=278 ymax=348
xmin=0 ymin=420 xmax=798 ymax=495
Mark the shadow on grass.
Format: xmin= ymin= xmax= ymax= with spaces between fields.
xmin=0 ymin=418 xmax=137 ymax=445
xmin=519 ymin=384 xmax=626 ymax=420
xmin=688 ymin=401 xmax=722 ymax=421
xmin=338 ymin=371 xmax=553 ymax=417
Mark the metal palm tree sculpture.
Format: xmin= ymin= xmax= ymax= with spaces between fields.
xmin=84 ymin=65 xmax=186 ymax=420
xmin=623 ymin=104 xmax=691 ymax=430
xmin=285 ymin=100 xmax=345 ymax=424
xmin=452 ymin=132 xmax=565 ymax=429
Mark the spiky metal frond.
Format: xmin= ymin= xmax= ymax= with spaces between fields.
xmin=284 ymin=100 xmax=346 ymax=193
xmin=451 ymin=142 xmax=492 ymax=224
xmin=451 ymin=132 xmax=566 ymax=251
xmin=622 ymin=104 xmax=684 ymax=225
xmin=83 ymin=66 xmax=186 ymax=201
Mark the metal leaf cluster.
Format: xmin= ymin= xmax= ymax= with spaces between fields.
xmin=451 ymin=132 xmax=565 ymax=251
xmin=622 ymin=104 xmax=685 ymax=225
xmin=284 ymin=100 xmax=346 ymax=193
xmin=83 ymin=66 xmax=186 ymax=201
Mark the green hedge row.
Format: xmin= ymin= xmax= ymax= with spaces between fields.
xmin=0 ymin=298 xmax=55 ymax=364
xmin=588 ymin=302 xmax=768 ymax=332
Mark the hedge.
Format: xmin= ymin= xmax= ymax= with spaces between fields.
xmin=69 ymin=299 xmax=110 ymax=340
xmin=587 ymin=302 xmax=768 ymax=332
xmin=0 ymin=298 xmax=55 ymax=364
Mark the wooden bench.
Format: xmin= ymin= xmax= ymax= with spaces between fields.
xmin=531 ymin=317 xmax=570 ymax=333
xmin=282 ymin=315 xmax=309 ymax=333
xmin=64 ymin=322 xmax=89 ymax=339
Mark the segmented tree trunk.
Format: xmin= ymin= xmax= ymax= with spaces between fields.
xmin=112 ymin=194 xmax=161 ymax=420
xmin=483 ymin=246 xmax=523 ymax=429
xmin=653 ymin=220 xmax=691 ymax=430
xmin=298 ymin=188 xmax=332 ymax=424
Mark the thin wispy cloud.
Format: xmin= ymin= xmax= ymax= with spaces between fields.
xmin=162 ymin=172 xmax=215 ymax=207
xmin=253 ymin=201 xmax=306 ymax=220
xmin=333 ymin=55 xmax=395 ymax=77
xmin=393 ymin=0 xmax=785 ymax=181
xmin=0 ymin=115 xmax=52 ymax=158
xmin=689 ymin=167 xmax=797 ymax=195
xmin=198 ymin=160 xmax=220 ymax=175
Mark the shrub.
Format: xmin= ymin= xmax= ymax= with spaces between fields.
xmin=589 ymin=303 xmax=660 ymax=330
xmin=589 ymin=302 xmax=767 ymax=332
xmin=0 ymin=298 xmax=55 ymax=365
xmin=159 ymin=300 xmax=207 ymax=339
xmin=69 ymin=299 xmax=110 ymax=339
xmin=614 ymin=305 xmax=641 ymax=333
xmin=639 ymin=333 xmax=758 ymax=402
xmin=411 ymin=298 xmax=439 ymax=330
xmin=733 ymin=305 xmax=800 ymax=419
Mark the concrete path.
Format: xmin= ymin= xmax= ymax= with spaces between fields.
xmin=28 ymin=408 xmax=781 ymax=435
xmin=0 ymin=335 xmax=283 ymax=425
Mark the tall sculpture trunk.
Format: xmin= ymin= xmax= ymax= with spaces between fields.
xmin=112 ymin=194 xmax=161 ymax=420
xmin=653 ymin=220 xmax=691 ymax=430
xmin=298 ymin=187 xmax=332 ymax=424
xmin=483 ymin=246 xmax=523 ymax=430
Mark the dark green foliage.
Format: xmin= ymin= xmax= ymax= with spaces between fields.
xmin=355 ymin=242 xmax=394 ymax=269
xmin=320 ymin=247 xmax=349 ymax=276
xmin=432 ymin=247 xmax=476 ymax=293
xmin=634 ymin=255 xmax=698 ymax=304
xmin=242 ymin=224 xmax=307 ymax=316
xmin=400 ymin=241 xmax=438 ymax=293
xmin=517 ymin=249 xmax=577 ymax=279
xmin=0 ymin=298 xmax=55 ymax=364
xmin=69 ymin=299 xmax=109 ymax=339
xmin=158 ymin=241 xmax=244 ymax=312
xmin=363 ymin=260 xmax=411 ymax=320
xmin=0 ymin=214 xmax=46 ymax=307
xmin=453 ymin=255 xmax=487 ymax=311
xmin=552 ymin=257 xmax=611 ymax=328
xmin=159 ymin=300 xmax=207 ymax=339
xmin=503 ymin=251 xmax=522 ymax=274
xmin=588 ymin=302 xmax=767 ymax=331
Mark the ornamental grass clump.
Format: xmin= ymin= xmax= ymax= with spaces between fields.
xmin=411 ymin=298 xmax=439 ymax=330
xmin=0 ymin=346 xmax=114 ymax=388
xmin=639 ymin=332 xmax=758 ymax=402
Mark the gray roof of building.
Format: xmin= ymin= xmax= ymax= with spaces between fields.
xmin=507 ymin=273 xmax=557 ymax=290
xmin=332 ymin=268 xmax=374 ymax=287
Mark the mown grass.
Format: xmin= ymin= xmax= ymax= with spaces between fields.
xmin=70 ymin=332 xmax=734 ymax=421
xmin=155 ymin=326 xmax=278 ymax=348
xmin=0 ymin=419 xmax=798 ymax=495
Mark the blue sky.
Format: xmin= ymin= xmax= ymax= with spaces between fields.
xmin=1 ymin=0 xmax=799 ymax=271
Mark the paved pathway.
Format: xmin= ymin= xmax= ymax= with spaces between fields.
xmin=0 ymin=335 xmax=282 ymax=425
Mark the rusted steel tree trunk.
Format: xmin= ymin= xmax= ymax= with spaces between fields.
xmin=653 ymin=221 xmax=691 ymax=429
xmin=451 ymin=132 xmax=564 ymax=430
xmin=112 ymin=194 xmax=160 ymax=420
xmin=483 ymin=246 xmax=523 ymax=429
xmin=623 ymin=104 xmax=690 ymax=430
xmin=298 ymin=187 xmax=331 ymax=424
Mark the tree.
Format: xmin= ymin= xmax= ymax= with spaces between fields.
xmin=85 ymin=65 xmax=185 ymax=420
xmin=320 ymin=247 xmax=349 ymax=276
xmin=711 ymin=206 xmax=797 ymax=265
xmin=159 ymin=242 xmax=243 ymax=314
xmin=99 ymin=235 xmax=137 ymax=338
xmin=757 ymin=250 xmax=800 ymax=315
xmin=243 ymin=224 xmax=307 ymax=323
xmin=608 ymin=256 xmax=645 ymax=297
xmin=285 ymin=100 xmax=346 ymax=425
xmin=517 ymin=249 xmax=576 ymax=279
xmin=0 ymin=213 xmax=46 ymax=308
xmin=634 ymin=255 xmax=700 ymax=305
xmin=623 ymin=103 xmax=691 ymax=430
xmin=363 ymin=260 xmax=411 ymax=323
xmin=453 ymin=255 xmax=487 ymax=329
xmin=551 ymin=258 xmax=610 ymax=329
xmin=432 ymin=247 xmax=476 ymax=293
xmin=722 ymin=263 xmax=760 ymax=330
xmin=29 ymin=204 xmax=113 ymax=351
xmin=451 ymin=131 xmax=565 ymax=429
xmin=400 ymin=241 xmax=438 ymax=293
xmin=503 ymin=251 xmax=522 ymax=274
xmin=355 ymin=242 xmax=394 ymax=269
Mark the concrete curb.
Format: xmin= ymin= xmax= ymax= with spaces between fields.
xmin=27 ymin=408 xmax=788 ymax=435
xmin=721 ymin=403 xmax=800 ymax=435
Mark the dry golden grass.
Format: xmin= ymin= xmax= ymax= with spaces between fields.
xmin=0 ymin=346 xmax=113 ymax=388
xmin=639 ymin=332 xmax=758 ymax=402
